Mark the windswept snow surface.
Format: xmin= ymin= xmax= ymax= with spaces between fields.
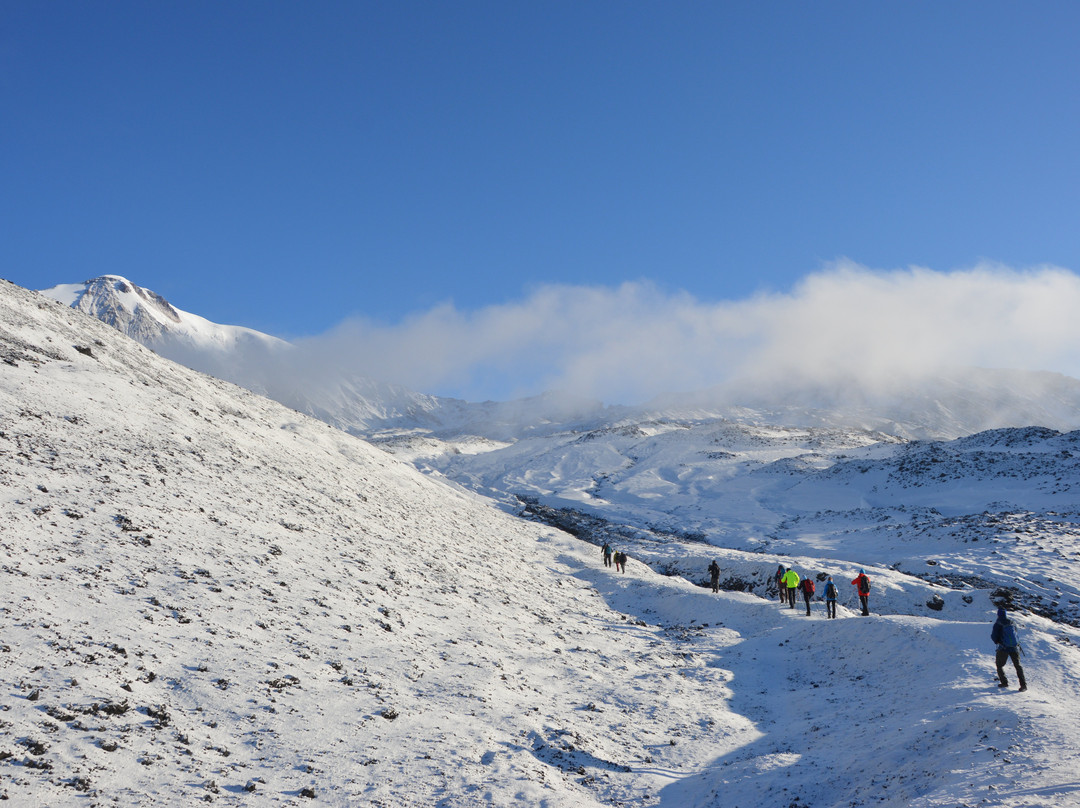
xmin=4 ymin=278 xmax=1080 ymax=807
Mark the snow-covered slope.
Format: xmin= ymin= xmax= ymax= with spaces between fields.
xmin=6 ymin=280 xmax=1080 ymax=806
xmin=1 ymin=279 xmax=733 ymax=805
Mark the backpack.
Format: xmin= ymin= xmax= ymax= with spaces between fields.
xmin=863 ymin=576 xmax=871 ymax=593
xmin=1000 ymin=622 xmax=1020 ymax=650
xmin=803 ymin=579 xmax=815 ymax=595
xmin=825 ymin=582 xmax=837 ymax=599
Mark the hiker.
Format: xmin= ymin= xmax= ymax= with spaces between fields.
xmin=708 ymin=560 xmax=721 ymax=593
xmin=851 ymin=569 xmax=871 ymax=616
xmin=602 ymin=543 xmax=613 ymax=568
xmin=824 ymin=576 xmax=838 ymax=619
xmin=991 ymin=608 xmax=1027 ymax=692
xmin=799 ymin=575 xmax=816 ymax=616
xmin=774 ymin=564 xmax=786 ymax=602
xmin=781 ymin=567 xmax=800 ymax=609
xmin=614 ymin=551 xmax=627 ymax=573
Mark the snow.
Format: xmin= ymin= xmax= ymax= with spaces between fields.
xmin=6 ymin=277 xmax=1080 ymax=806
xmin=38 ymin=275 xmax=289 ymax=376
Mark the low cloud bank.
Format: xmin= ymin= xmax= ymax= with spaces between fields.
xmin=290 ymin=262 xmax=1080 ymax=405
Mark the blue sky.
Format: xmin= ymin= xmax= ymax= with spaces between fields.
xmin=4 ymin=2 xmax=1080 ymax=400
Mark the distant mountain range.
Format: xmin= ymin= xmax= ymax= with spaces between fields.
xmin=40 ymin=275 xmax=1080 ymax=443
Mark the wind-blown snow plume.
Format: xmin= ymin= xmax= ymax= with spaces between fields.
xmin=293 ymin=262 xmax=1080 ymax=404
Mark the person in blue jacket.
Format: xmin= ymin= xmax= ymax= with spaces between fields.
xmin=991 ymin=608 xmax=1027 ymax=691
xmin=823 ymin=575 xmax=838 ymax=619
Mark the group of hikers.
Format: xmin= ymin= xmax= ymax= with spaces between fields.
xmin=601 ymin=543 xmax=628 ymax=573
xmin=599 ymin=545 xmax=1030 ymax=692
xmin=771 ymin=563 xmax=871 ymax=618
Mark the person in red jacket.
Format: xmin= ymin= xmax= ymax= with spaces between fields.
xmin=851 ymin=569 xmax=870 ymax=616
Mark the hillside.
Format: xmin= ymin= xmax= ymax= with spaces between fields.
xmin=0 ymin=280 xmax=734 ymax=805
xmin=4 ymin=278 xmax=1080 ymax=807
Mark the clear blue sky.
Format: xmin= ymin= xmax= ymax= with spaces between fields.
xmin=4 ymin=1 xmax=1079 ymax=341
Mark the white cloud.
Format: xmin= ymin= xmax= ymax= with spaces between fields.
xmin=292 ymin=262 xmax=1080 ymax=404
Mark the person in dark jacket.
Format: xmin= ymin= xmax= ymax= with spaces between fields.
xmin=824 ymin=576 xmax=838 ymax=619
xmin=851 ymin=569 xmax=870 ymax=616
xmin=799 ymin=575 xmax=815 ymax=616
xmin=991 ymin=607 xmax=1027 ymax=691
xmin=614 ymin=551 xmax=627 ymax=573
xmin=775 ymin=564 xmax=786 ymax=602
xmin=708 ymin=560 xmax=721 ymax=593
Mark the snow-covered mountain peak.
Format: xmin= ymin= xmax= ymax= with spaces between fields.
xmin=40 ymin=275 xmax=287 ymax=354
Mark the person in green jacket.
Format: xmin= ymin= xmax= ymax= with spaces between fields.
xmin=781 ymin=568 xmax=800 ymax=609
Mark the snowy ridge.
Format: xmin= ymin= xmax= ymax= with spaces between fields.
xmin=41 ymin=276 xmax=288 ymax=357
xmin=38 ymin=276 xmax=494 ymax=434
xmin=41 ymin=276 xmax=1080 ymax=443
xmin=646 ymin=369 xmax=1080 ymax=441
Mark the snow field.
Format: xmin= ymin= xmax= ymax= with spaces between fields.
xmin=5 ymin=279 xmax=1080 ymax=807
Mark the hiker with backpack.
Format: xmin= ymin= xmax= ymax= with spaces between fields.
xmin=991 ymin=608 xmax=1027 ymax=692
xmin=774 ymin=564 xmax=786 ymax=602
xmin=781 ymin=567 xmax=800 ymax=609
xmin=602 ymin=543 xmax=613 ymax=568
xmin=824 ymin=576 xmax=839 ymax=619
xmin=614 ymin=550 xmax=627 ymax=573
xmin=851 ymin=569 xmax=871 ymax=616
xmin=799 ymin=575 xmax=816 ymax=616
xmin=708 ymin=560 xmax=721 ymax=593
